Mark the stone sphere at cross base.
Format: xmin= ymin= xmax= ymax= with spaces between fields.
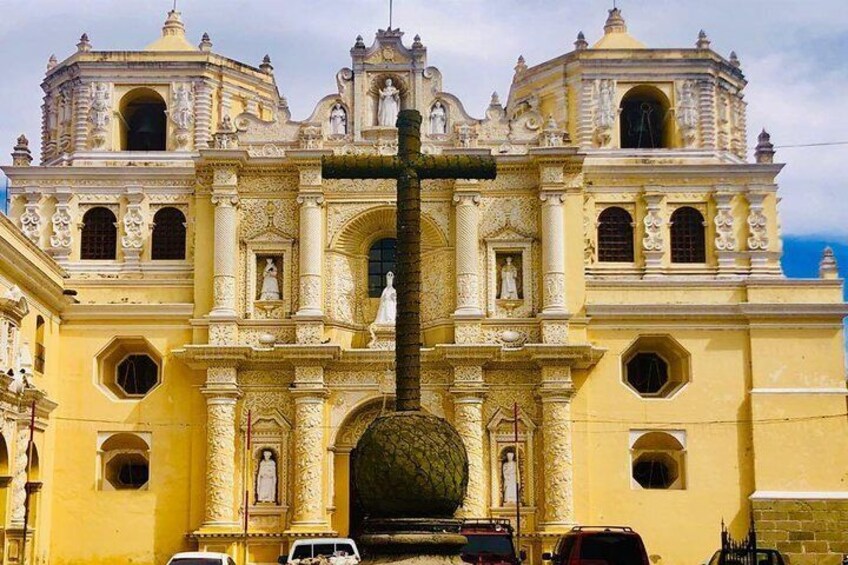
xmin=353 ymin=411 xmax=469 ymax=518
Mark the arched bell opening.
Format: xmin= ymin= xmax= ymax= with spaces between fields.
xmin=619 ymin=85 xmax=672 ymax=149
xmin=119 ymin=88 xmax=167 ymax=151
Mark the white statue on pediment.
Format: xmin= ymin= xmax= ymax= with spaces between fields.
xmin=429 ymin=101 xmax=447 ymax=135
xmin=378 ymin=79 xmax=400 ymax=127
xmin=330 ymin=103 xmax=347 ymax=136
xmin=373 ymin=272 xmax=397 ymax=325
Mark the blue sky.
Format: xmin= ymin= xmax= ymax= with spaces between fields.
xmin=0 ymin=0 xmax=846 ymax=277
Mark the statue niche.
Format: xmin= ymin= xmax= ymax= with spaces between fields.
xmin=255 ymin=449 xmax=278 ymax=504
xmin=370 ymin=75 xmax=407 ymax=128
xmin=256 ymin=256 xmax=283 ymax=302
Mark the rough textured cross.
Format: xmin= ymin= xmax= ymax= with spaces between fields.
xmin=322 ymin=109 xmax=497 ymax=411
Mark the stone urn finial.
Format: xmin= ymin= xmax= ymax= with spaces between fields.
xmin=755 ymin=128 xmax=776 ymax=164
xmin=46 ymin=54 xmax=58 ymax=72
xmin=354 ymin=35 xmax=366 ymax=50
xmin=729 ymin=50 xmax=741 ymax=68
xmin=696 ymin=29 xmax=711 ymax=49
xmin=199 ymin=32 xmax=213 ymax=52
xmin=12 ymin=135 xmax=32 ymax=167
xmin=260 ymin=54 xmax=274 ymax=74
xmin=514 ymin=55 xmax=527 ymax=76
xmin=574 ymin=31 xmax=589 ymax=50
xmin=77 ymin=33 xmax=92 ymax=53
xmin=820 ymin=247 xmax=839 ymax=279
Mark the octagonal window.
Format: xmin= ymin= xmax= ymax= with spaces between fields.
xmin=99 ymin=432 xmax=151 ymax=491
xmin=116 ymin=354 xmax=159 ymax=396
xmin=95 ymin=337 xmax=163 ymax=400
xmin=622 ymin=336 xmax=691 ymax=399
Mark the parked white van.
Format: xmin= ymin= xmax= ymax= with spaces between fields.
xmin=281 ymin=538 xmax=361 ymax=565
xmin=166 ymin=552 xmax=237 ymax=565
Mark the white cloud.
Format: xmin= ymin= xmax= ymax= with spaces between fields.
xmin=0 ymin=0 xmax=845 ymax=238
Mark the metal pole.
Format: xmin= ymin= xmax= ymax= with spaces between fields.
xmin=513 ymin=402 xmax=521 ymax=561
xmin=20 ymin=400 xmax=37 ymax=565
xmin=243 ymin=410 xmax=252 ymax=565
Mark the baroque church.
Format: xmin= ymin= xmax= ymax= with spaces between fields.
xmin=1 ymin=6 xmax=847 ymax=565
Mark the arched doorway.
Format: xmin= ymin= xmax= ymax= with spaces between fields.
xmin=331 ymin=397 xmax=396 ymax=538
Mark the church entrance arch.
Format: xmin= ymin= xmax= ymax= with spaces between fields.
xmin=331 ymin=396 xmax=396 ymax=538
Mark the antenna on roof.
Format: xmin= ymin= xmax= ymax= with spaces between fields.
xmin=613 ymin=0 xmax=617 ymax=8
xmin=173 ymin=0 xmax=177 ymax=11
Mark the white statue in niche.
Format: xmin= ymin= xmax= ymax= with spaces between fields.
xmin=330 ymin=103 xmax=347 ymax=135
xmin=429 ymin=101 xmax=447 ymax=135
xmin=499 ymin=257 xmax=520 ymax=300
xmin=258 ymin=258 xmax=281 ymax=301
xmin=378 ymin=79 xmax=400 ymax=127
xmin=502 ymin=450 xmax=519 ymax=505
xmin=373 ymin=271 xmax=397 ymax=325
xmin=255 ymin=450 xmax=277 ymax=504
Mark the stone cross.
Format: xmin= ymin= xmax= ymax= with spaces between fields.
xmin=323 ymin=110 xmax=496 ymax=411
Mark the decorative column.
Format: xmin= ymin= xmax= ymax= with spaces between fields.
xmin=714 ymin=191 xmax=738 ymax=277
xmin=642 ymin=192 xmax=666 ymax=278
xmin=698 ymin=77 xmax=717 ymax=149
xmin=294 ymin=162 xmax=325 ymax=344
xmin=746 ymin=191 xmax=774 ymax=276
xmin=209 ymin=165 xmax=240 ymax=341
xmin=121 ymin=186 xmax=145 ymax=274
xmin=194 ymin=80 xmax=214 ymax=149
xmin=20 ymin=189 xmax=43 ymax=246
xmin=289 ymin=365 xmax=330 ymax=531
xmin=453 ymin=183 xmax=483 ymax=344
xmin=450 ymin=364 xmax=487 ymax=517
xmin=201 ymin=366 xmax=241 ymax=529
xmin=539 ymin=366 xmax=575 ymax=530
xmin=72 ymin=81 xmax=91 ymax=152
xmin=49 ymin=187 xmax=73 ymax=264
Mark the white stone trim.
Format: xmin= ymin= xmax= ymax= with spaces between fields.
xmin=750 ymin=387 xmax=848 ymax=395
xmin=750 ymin=491 xmax=848 ymax=500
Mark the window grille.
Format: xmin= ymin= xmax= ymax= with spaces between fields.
xmin=80 ymin=207 xmax=117 ymax=260
xmin=368 ymin=238 xmax=397 ymax=297
xmin=597 ymin=207 xmax=634 ymax=262
xmin=151 ymin=207 xmax=186 ymax=260
xmin=670 ymin=207 xmax=706 ymax=263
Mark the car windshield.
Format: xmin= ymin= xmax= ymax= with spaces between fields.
xmin=461 ymin=534 xmax=515 ymax=557
xmin=580 ymin=534 xmax=644 ymax=565
xmin=291 ymin=546 xmax=313 ymax=560
xmin=170 ymin=560 xmax=220 ymax=565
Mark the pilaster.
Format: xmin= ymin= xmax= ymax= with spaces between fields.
xmin=194 ymin=80 xmax=214 ymax=149
xmin=450 ymin=363 xmax=487 ymax=518
xmin=642 ymin=192 xmax=666 ymax=278
xmin=72 ymin=81 xmax=91 ymax=153
xmin=20 ymin=189 xmax=43 ymax=247
xmin=453 ymin=185 xmax=483 ymax=320
xmin=200 ymin=365 xmax=241 ymax=531
xmin=48 ymin=187 xmax=73 ymax=264
xmin=209 ymin=162 xmax=241 ymax=344
xmin=746 ymin=192 xmax=775 ymax=276
xmin=538 ymin=365 xmax=575 ymax=531
xmin=294 ymin=161 xmax=326 ymax=343
xmin=120 ymin=186 xmax=145 ymax=275
xmin=288 ymin=365 xmax=331 ymax=532
xmin=713 ymin=191 xmax=738 ymax=277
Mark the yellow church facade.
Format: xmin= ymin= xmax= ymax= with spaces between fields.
xmin=1 ymin=8 xmax=847 ymax=565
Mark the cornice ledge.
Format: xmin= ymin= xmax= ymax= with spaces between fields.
xmin=62 ymin=303 xmax=194 ymax=321
xmin=433 ymin=344 xmax=501 ymax=366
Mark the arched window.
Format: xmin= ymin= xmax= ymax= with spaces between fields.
xmin=99 ymin=433 xmax=150 ymax=491
xmin=120 ymin=88 xmax=167 ymax=151
xmin=597 ymin=207 xmax=634 ymax=262
xmin=80 ymin=207 xmax=117 ymax=260
xmin=34 ymin=316 xmax=45 ymax=374
xmin=368 ymin=238 xmax=396 ymax=297
xmin=631 ymin=432 xmax=686 ymax=490
xmin=670 ymin=207 xmax=706 ymax=263
xmin=151 ymin=207 xmax=186 ymax=260
xmin=619 ymin=86 xmax=671 ymax=149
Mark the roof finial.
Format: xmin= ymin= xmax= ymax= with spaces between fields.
xmin=162 ymin=7 xmax=186 ymax=38
xmin=77 ymin=33 xmax=92 ymax=53
xmin=729 ymin=50 xmax=741 ymax=68
xmin=696 ymin=29 xmax=711 ymax=49
xmin=47 ymin=54 xmax=58 ymax=72
xmin=574 ymin=30 xmax=588 ymax=50
xmin=755 ymin=128 xmax=776 ymax=164
xmin=604 ymin=5 xmax=627 ymax=34
xmin=260 ymin=54 xmax=274 ymax=74
xmin=12 ymin=134 xmax=33 ymax=167
xmin=820 ymin=247 xmax=839 ymax=279
xmin=514 ymin=55 xmax=527 ymax=76
xmin=199 ymin=32 xmax=212 ymax=52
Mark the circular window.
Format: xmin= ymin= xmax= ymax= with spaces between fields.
xmin=116 ymin=354 xmax=159 ymax=396
xmin=626 ymin=352 xmax=669 ymax=395
xmin=632 ymin=452 xmax=679 ymax=489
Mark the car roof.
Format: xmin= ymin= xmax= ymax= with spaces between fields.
xmin=170 ymin=552 xmax=230 ymax=559
xmin=291 ymin=538 xmax=356 ymax=544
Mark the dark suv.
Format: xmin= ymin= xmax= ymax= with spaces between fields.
xmin=542 ymin=526 xmax=650 ymax=565
xmin=460 ymin=519 xmax=525 ymax=565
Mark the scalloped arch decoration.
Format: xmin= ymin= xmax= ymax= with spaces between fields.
xmin=331 ymin=205 xmax=447 ymax=254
